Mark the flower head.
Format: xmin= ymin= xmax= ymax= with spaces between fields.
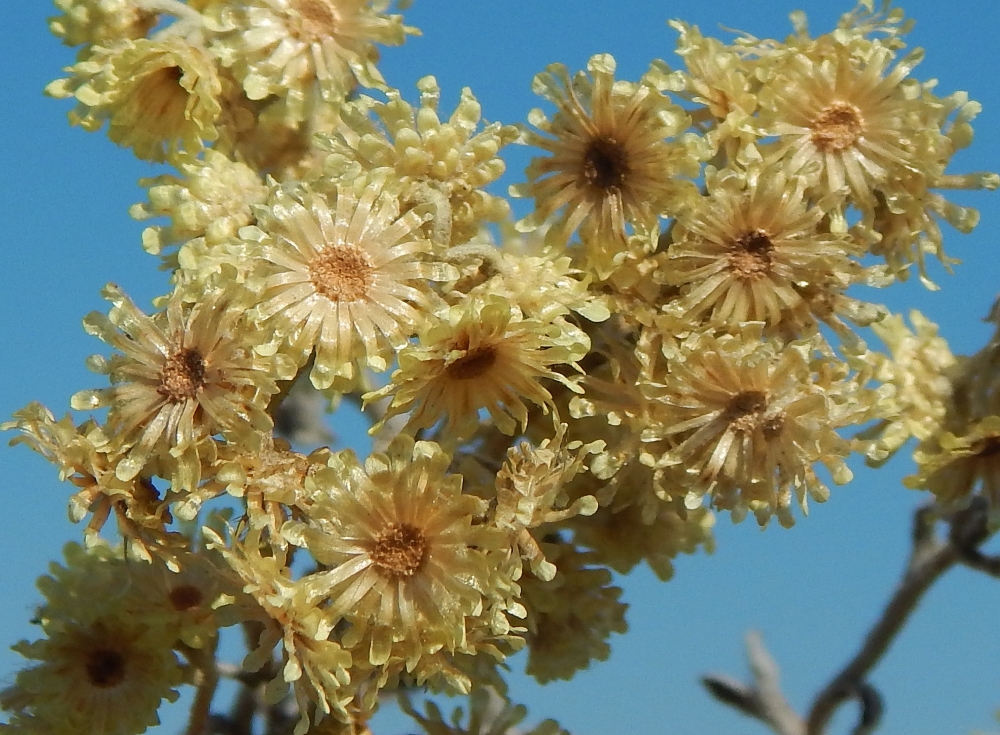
xmin=47 ymin=37 xmax=225 ymax=162
xmin=365 ymin=295 xmax=590 ymax=437
xmin=640 ymin=327 xmax=878 ymax=526
xmin=211 ymin=0 xmax=415 ymax=119
xmin=249 ymin=178 xmax=454 ymax=389
xmin=663 ymin=168 xmax=872 ymax=337
xmin=72 ymin=285 xmax=280 ymax=492
xmin=282 ymin=437 xmax=511 ymax=668
xmin=321 ymin=76 xmax=519 ymax=247
xmin=512 ymin=53 xmax=703 ymax=276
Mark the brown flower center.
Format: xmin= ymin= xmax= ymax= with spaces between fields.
xmin=159 ymin=348 xmax=206 ymax=402
xmin=446 ymin=344 xmax=499 ymax=380
xmin=310 ymin=245 xmax=373 ymax=302
xmin=85 ymin=647 xmax=127 ymax=688
xmin=728 ymin=229 xmax=774 ymax=279
xmin=724 ymin=390 xmax=768 ymax=432
xmin=133 ymin=65 xmax=188 ymax=139
xmin=370 ymin=523 xmax=428 ymax=579
xmin=973 ymin=435 xmax=1000 ymax=459
xmin=169 ymin=584 xmax=204 ymax=611
xmin=290 ymin=0 xmax=338 ymax=42
xmin=810 ymin=101 xmax=864 ymax=152
xmin=582 ymin=135 xmax=629 ymax=191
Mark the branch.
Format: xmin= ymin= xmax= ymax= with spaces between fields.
xmin=702 ymin=632 xmax=805 ymax=735
xmin=806 ymin=499 xmax=993 ymax=734
xmin=704 ymin=499 xmax=996 ymax=735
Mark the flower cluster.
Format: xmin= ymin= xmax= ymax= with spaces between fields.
xmin=6 ymin=1 xmax=998 ymax=734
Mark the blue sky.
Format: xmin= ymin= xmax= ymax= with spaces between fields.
xmin=2 ymin=1 xmax=999 ymax=734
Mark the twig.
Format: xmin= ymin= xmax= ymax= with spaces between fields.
xmin=702 ymin=632 xmax=804 ymax=735
xmin=704 ymin=499 xmax=996 ymax=735
xmin=806 ymin=500 xmax=992 ymax=734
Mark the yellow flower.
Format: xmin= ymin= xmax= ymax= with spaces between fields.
xmin=72 ymin=285 xmax=281 ymax=492
xmin=49 ymin=0 xmax=157 ymax=48
xmin=206 ymin=528 xmax=354 ymax=735
xmin=320 ymin=76 xmax=519 ymax=248
xmin=640 ymin=327 xmax=876 ymax=527
xmin=47 ymin=37 xmax=225 ymax=162
xmin=249 ymin=178 xmax=454 ymax=389
xmin=210 ymin=0 xmax=415 ymax=118
xmin=663 ymin=168 xmax=873 ymax=336
xmin=3 ymin=403 xmax=178 ymax=562
xmin=130 ymin=149 xmax=268 ymax=258
xmin=907 ymin=416 xmax=1000 ymax=512
xmin=282 ymin=437 xmax=509 ymax=668
xmin=2 ymin=544 xmax=186 ymax=735
xmin=761 ymin=43 xmax=927 ymax=205
xmin=512 ymin=53 xmax=703 ymax=276
xmin=859 ymin=311 xmax=957 ymax=466
xmin=365 ymin=295 xmax=590 ymax=438
xmin=518 ymin=542 xmax=626 ymax=684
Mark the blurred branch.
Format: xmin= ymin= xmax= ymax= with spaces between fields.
xmin=705 ymin=499 xmax=996 ymax=735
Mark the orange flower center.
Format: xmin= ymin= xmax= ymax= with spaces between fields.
xmin=370 ymin=523 xmax=428 ymax=578
xmin=290 ymin=0 xmax=338 ymax=42
xmin=85 ymin=647 xmax=127 ymax=688
xmin=810 ymin=101 xmax=864 ymax=152
xmin=582 ymin=135 xmax=629 ymax=191
xmin=310 ymin=245 xmax=373 ymax=302
xmin=132 ymin=65 xmax=189 ymax=139
xmin=728 ymin=229 xmax=774 ymax=279
xmin=159 ymin=348 xmax=206 ymax=402
xmin=725 ymin=390 xmax=768 ymax=432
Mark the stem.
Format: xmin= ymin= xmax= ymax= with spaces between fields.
xmin=183 ymin=640 xmax=221 ymax=735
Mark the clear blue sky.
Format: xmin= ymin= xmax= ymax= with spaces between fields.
xmin=2 ymin=1 xmax=999 ymax=734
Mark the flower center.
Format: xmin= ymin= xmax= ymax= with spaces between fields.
xmin=85 ymin=647 xmax=127 ymax=688
xmin=370 ymin=523 xmax=428 ymax=579
xmin=724 ymin=390 xmax=768 ymax=432
xmin=132 ymin=65 xmax=188 ymax=139
xmin=159 ymin=348 xmax=206 ymax=402
xmin=973 ymin=435 xmax=1000 ymax=458
xmin=728 ymin=229 xmax=774 ymax=279
xmin=810 ymin=101 xmax=864 ymax=152
xmin=169 ymin=584 xmax=204 ymax=611
xmin=290 ymin=0 xmax=338 ymax=42
xmin=446 ymin=344 xmax=499 ymax=380
xmin=582 ymin=135 xmax=629 ymax=191
xmin=309 ymin=245 xmax=373 ymax=302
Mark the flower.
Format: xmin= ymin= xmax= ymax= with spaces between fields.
xmin=512 ymin=53 xmax=703 ymax=276
xmin=1 ymin=544 xmax=186 ymax=735
xmin=49 ymin=0 xmax=157 ymax=48
xmin=518 ymin=541 xmax=627 ymax=684
xmin=907 ymin=416 xmax=1000 ymax=511
xmin=663 ymin=168 xmax=872 ymax=336
xmin=320 ymin=76 xmax=519 ymax=247
xmin=365 ymin=295 xmax=590 ymax=437
xmin=71 ymin=285 xmax=280 ymax=492
xmin=47 ymin=37 xmax=225 ymax=162
xmin=282 ymin=437 xmax=510 ymax=668
xmin=760 ymin=42 xmax=927 ymax=205
xmin=249 ymin=178 xmax=454 ymax=389
xmin=130 ymin=149 xmax=268 ymax=258
xmin=859 ymin=310 xmax=957 ymax=466
xmin=3 ymin=403 xmax=178 ymax=562
xmin=210 ymin=0 xmax=415 ymax=119
xmin=640 ymin=327 xmax=878 ymax=527
xmin=206 ymin=528 xmax=354 ymax=735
